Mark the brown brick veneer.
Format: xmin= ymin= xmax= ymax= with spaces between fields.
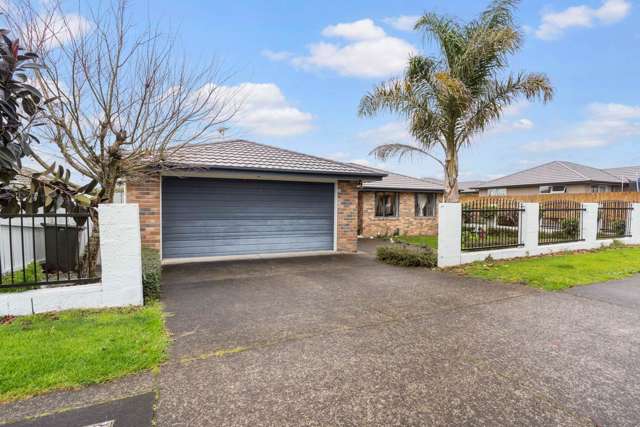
xmin=125 ymin=174 xmax=161 ymax=250
xmin=336 ymin=181 xmax=359 ymax=252
xmin=358 ymin=191 xmax=440 ymax=237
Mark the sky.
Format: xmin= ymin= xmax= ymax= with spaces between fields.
xmin=45 ymin=0 xmax=640 ymax=181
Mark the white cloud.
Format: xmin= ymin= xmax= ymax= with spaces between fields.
xmin=383 ymin=15 xmax=421 ymax=32
xmin=535 ymin=0 xmax=631 ymax=40
xmin=214 ymin=83 xmax=313 ymax=137
xmin=525 ymin=102 xmax=640 ymax=151
xmin=261 ymin=50 xmax=293 ymax=61
xmin=321 ymin=19 xmax=386 ymax=40
xmin=357 ymin=121 xmax=414 ymax=145
xmin=289 ymin=19 xmax=416 ymax=78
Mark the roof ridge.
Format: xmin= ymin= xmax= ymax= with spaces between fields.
xmin=557 ymin=161 xmax=589 ymax=180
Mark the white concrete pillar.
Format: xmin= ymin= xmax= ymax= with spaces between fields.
xmin=98 ymin=204 xmax=143 ymax=307
xmin=437 ymin=203 xmax=462 ymax=268
xmin=522 ymin=203 xmax=539 ymax=251
xmin=628 ymin=203 xmax=640 ymax=244
xmin=582 ymin=203 xmax=599 ymax=244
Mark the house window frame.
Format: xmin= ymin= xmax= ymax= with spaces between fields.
xmin=487 ymin=188 xmax=507 ymax=196
xmin=415 ymin=192 xmax=438 ymax=218
xmin=539 ymin=185 xmax=567 ymax=194
xmin=591 ymin=184 xmax=608 ymax=193
xmin=374 ymin=192 xmax=399 ymax=218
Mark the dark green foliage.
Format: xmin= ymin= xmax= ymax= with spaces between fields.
xmin=376 ymin=245 xmax=437 ymax=268
xmin=560 ymin=219 xmax=580 ymax=238
xmin=611 ymin=220 xmax=627 ymax=237
xmin=141 ymin=247 xmax=161 ymax=302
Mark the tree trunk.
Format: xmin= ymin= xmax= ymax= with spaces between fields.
xmin=79 ymin=218 xmax=100 ymax=278
xmin=444 ymin=151 xmax=460 ymax=203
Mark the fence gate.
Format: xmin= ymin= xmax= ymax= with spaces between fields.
xmin=461 ymin=198 xmax=524 ymax=251
xmin=538 ymin=200 xmax=585 ymax=245
xmin=598 ymin=201 xmax=633 ymax=239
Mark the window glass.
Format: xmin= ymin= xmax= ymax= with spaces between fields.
xmin=551 ymin=185 xmax=567 ymax=193
xmin=375 ymin=192 xmax=398 ymax=217
xmin=539 ymin=186 xmax=551 ymax=194
xmin=415 ymin=193 xmax=437 ymax=217
xmin=488 ymin=188 xmax=507 ymax=196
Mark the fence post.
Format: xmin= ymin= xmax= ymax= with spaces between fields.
xmin=437 ymin=203 xmax=462 ymax=268
xmin=628 ymin=203 xmax=640 ymax=244
xmin=522 ymin=203 xmax=539 ymax=252
xmin=582 ymin=203 xmax=598 ymax=244
xmin=98 ymin=204 xmax=143 ymax=307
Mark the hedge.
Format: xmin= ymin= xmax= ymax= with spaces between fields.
xmin=376 ymin=245 xmax=437 ymax=268
xmin=141 ymin=247 xmax=161 ymax=302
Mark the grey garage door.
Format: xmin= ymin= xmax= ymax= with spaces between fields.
xmin=162 ymin=177 xmax=335 ymax=259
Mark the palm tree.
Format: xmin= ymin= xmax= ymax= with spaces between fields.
xmin=358 ymin=0 xmax=553 ymax=202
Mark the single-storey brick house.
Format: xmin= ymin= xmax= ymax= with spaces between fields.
xmin=355 ymin=165 xmax=444 ymax=237
xmin=125 ymin=140 xmax=385 ymax=262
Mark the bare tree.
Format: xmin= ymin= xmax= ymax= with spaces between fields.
xmin=3 ymin=0 xmax=236 ymax=273
xmin=4 ymin=0 xmax=236 ymax=202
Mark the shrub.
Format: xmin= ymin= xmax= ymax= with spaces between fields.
xmin=560 ymin=219 xmax=580 ymax=237
xmin=611 ymin=220 xmax=627 ymax=236
xmin=376 ymin=245 xmax=437 ymax=268
xmin=141 ymin=247 xmax=161 ymax=303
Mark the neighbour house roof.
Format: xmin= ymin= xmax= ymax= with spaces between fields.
xmin=475 ymin=161 xmax=622 ymax=189
xmin=160 ymin=140 xmax=385 ymax=179
xmin=604 ymin=166 xmax=640 ymax=182
xmin=459 ymin=180 xmax=485 ymax=193
xmin=355 ymin=165 xmax=444 ymax=192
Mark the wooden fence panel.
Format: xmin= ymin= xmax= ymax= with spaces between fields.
xmin=461 ymin=192 xmax=640 ymax=204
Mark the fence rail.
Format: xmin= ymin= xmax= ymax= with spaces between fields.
xmin=0 ymin=211 xmax=99 ymax=290
xmin=598 ymin=201 xmax=633 ymax=239
xmin=461 ymin=199 xmax=524 ymax=251
xmin=538 ymin=200 xmax=585 ymax=245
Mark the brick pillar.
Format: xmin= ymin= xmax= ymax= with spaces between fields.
xmin=337 ymin=180 xmax=359 ymax=252
xmin=125 ymin=174 xmax=161 ymax=251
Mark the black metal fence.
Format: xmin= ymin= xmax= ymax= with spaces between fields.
xmin=538 ymin=200 xmax=584 ymax=245
xmin=0 ymin=211 xmax=99 ymax=290
xmin=461 ymin=199 xmax=524 ymax=251
xmin=598 ymin=201 xmax=633 ymax=239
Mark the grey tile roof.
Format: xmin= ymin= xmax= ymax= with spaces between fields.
xmin=604 ymin=166 xmax=640 ymax=182
xmin=476 ymin=161 xmax=621 ymax=189
xmin=459 ymin=180 xmax=485 ymax=192
xmin=355 ymin=165 xmax=444 ymax=192
xmin=161 ymin=140 xmax=384 ymax=178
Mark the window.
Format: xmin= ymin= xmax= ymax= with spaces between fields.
xmin=591 ymin=185 xmax=608 ymax=193
xmin=415 ymin=193 xmax=437 ymax=217
xmin=488 ymin=188 xmax=507 ymax=196
xmin=539 ymin=185 xmax=566 ymax=194
xmin=375 ymin=192 xmax=398 ymax=217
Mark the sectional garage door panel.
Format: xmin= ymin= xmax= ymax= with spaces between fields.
xmin=162 ymin=178 xmax=335 ymax=258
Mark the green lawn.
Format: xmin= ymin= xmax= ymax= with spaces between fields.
xmin=0 ymin=304 xmax=168 ymax=402
xmin=393 ymin=235 xmax=438 ymax=249
xmin=458 ymin=246 xmax=640 ymax=291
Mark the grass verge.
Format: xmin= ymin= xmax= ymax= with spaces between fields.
xmin=393 ymin=235 xmax=438 ymax=249
xmin=0 ymin=303 xmax=168 ymax=402
xmin=456 ymin=246 xmax=640 ymax=291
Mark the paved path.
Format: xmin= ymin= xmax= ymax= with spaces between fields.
xmin=2 ymin=243 xmax=640 ymax=426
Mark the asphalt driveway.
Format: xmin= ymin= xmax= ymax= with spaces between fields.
xmin=2 ymin=241 xmax=640 ymax=426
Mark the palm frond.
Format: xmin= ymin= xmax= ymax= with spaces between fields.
xmin=414 ymin=13 xmax=463 ymax=70
xmin=369 ymin=143 xmax=444 ymax=166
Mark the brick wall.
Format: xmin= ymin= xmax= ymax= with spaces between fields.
xmin=358 ymin=191 xmax=439 ymax=237
xmin=125 ymin=174 xmax=161 ymax=251
xmin=336 ymin=181 xmax=359 ymax=252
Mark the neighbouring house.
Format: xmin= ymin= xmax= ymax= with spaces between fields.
xmin=125 ymin=140 xmax=385 ymax=262
xmin=355 ymin=165 xmax=444 ymax=237
xmin=459 ymin=180 xmax=485 ymax=195
xmin=475 ymin=161 xmax=633 ymax=196
xmin=604 ymin=166 xmax=640 ymax=192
